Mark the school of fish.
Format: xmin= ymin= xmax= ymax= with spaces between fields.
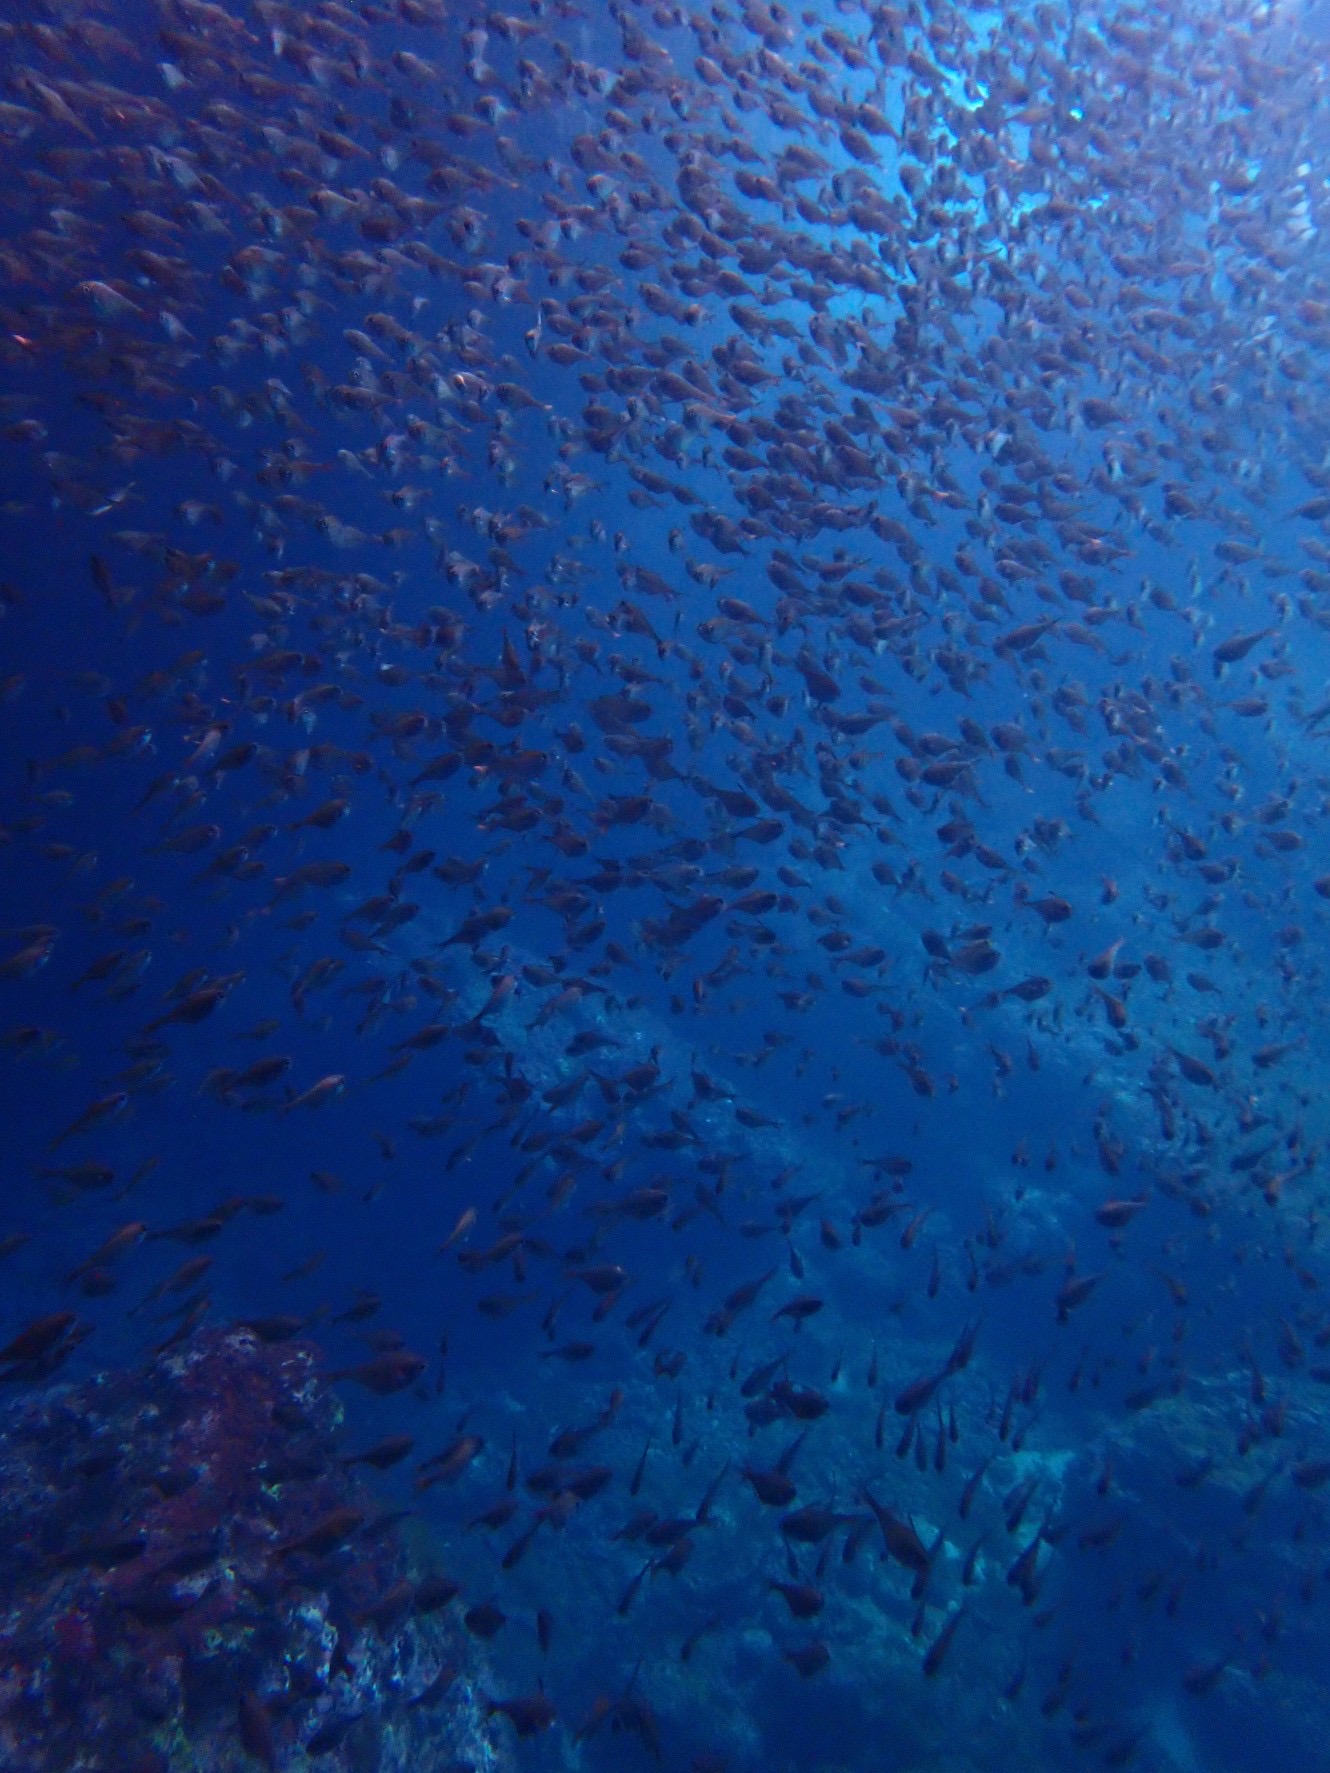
xmin=2 ymin=0 xmax=1330 ymax=1767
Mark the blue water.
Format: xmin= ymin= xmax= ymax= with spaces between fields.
xmin=2 ymin=1 xmax=1330 ymax=1768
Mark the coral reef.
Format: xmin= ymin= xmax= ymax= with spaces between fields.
xmin=0 ymin=1328 xmax=499 ymax=1772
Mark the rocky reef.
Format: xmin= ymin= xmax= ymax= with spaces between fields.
xmin=0 ymin=1327 xmax=500 ymax=1773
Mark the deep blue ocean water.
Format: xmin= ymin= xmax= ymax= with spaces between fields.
xmin=2 ymin=1 xmax=1330 ymax=1769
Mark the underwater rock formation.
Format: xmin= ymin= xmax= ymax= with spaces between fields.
xmin=0 ymin=1326 xmax=498 ymax=1773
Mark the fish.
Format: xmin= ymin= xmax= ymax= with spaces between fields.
xmin=275 ymin=1508 xmax=364 ymax=1561
xmin=782 ymin=1642 xmax=830 ymax=1678
xmin=780 ymin=1505 xmax=858 ymax=1545
xmin=922 ymin=1604 xmax=967 ymax=1677
xmin=0 ymin=1312 xmax=78 ymax=1365
xmin=416 ymin=1434 xmax=485 ymax=1488
xmin=1 ymin=0 xmax=1329 ymax=1759
xmin=65 ymin=1221 xmax=146 ymax=1283
xmin=341 ymin=1434 xmax=416 ymax=1472
xmin=1055 ymin=1271 xmax=1105 ymax=1324
xmin=326 ymin=1351 xmax=426 ymax=1396
xmin=769 ymin=1580 xmax=824 ymax=1619
xmin=280 ymin=1074 xmax=346 ymax=1113
xmin=48 ymin=1091 xmax=129 ymax=1150
xmin=484 ymin=1691 xmax=556 ymax=1738
xmin=859 ymin=1489 xmax=931 ymax=1576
